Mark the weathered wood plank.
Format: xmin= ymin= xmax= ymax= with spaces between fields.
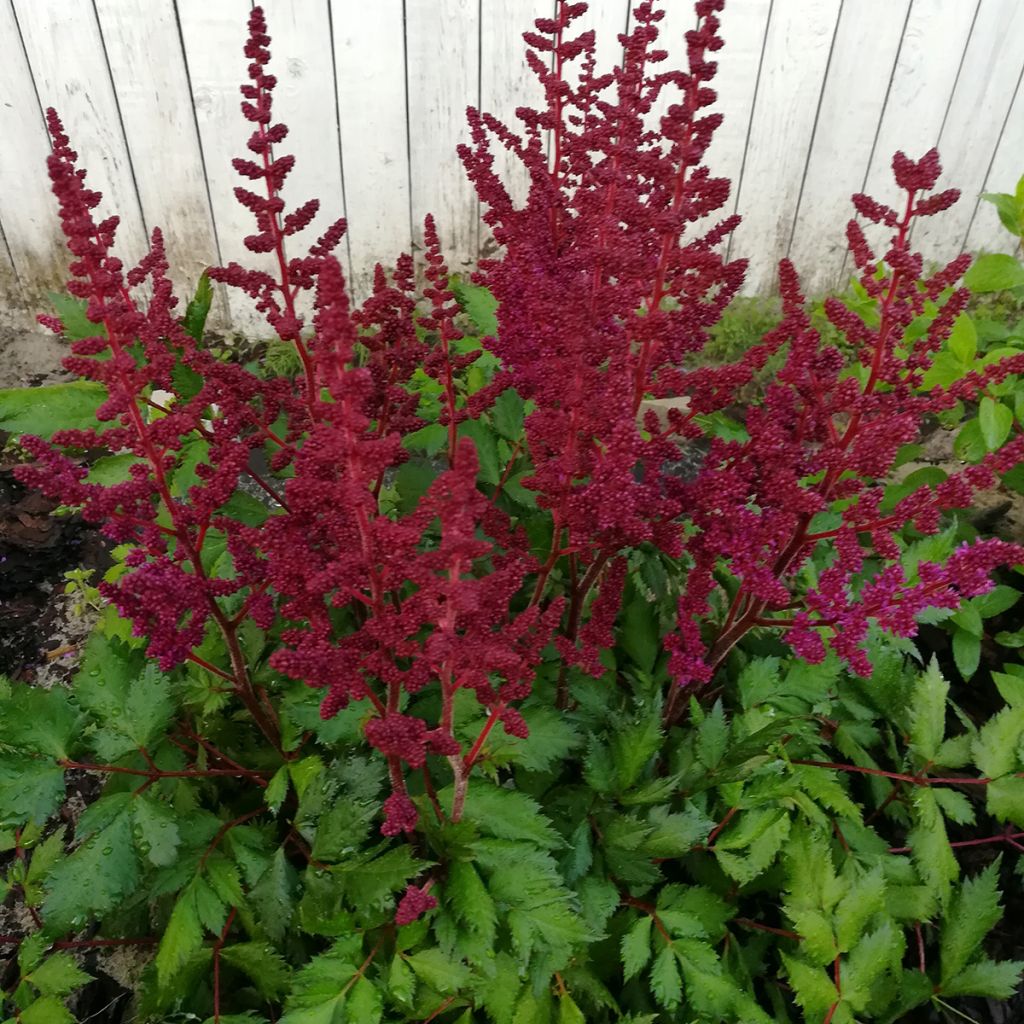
xmin=405 ymin=0 xmax=480 ymax=271
xmin=914 ymin=0 xmax=1024 ymax=265
xmin=331 ymin=0 xmax=411 ymax=300
xmin=788 ymin=0 xmax=909 ymax=295
xmin=94 ymin=0 xmax=223 ymax=322
xmin=10 ymin=0 xmax=149 ymax=305
xmin=728 ymin=0 xmax=843 ymax=295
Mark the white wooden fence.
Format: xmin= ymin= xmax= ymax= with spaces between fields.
xmin=1 ymin=0 xmax=1023 ymax=333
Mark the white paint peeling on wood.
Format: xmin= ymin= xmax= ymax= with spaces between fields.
xmin=331 ymin=0 xmax=411 ymax=302
xmin=788 ymin=0 xmax=910 ymax=296
xmin=1 ymin=0 xmax=1022 ymax=329
xmin=729 ymin=0 xmax=843 ymax=295
xmin=405 ymin=0 xmax=480 ymax=271
xmin=914 ymin=0 xmax=1024 ymax=265
xmin=11 ymin=0 xmax=149 ymax=291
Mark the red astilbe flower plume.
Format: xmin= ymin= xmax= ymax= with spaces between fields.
xmin=209 ymin=4 xmax=346 ymax=413
xmin=664 ymin=147 xmax=1024 ymax=698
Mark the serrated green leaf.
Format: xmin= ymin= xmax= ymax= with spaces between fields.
xmin=266 ymin=766 xmax=289 ymax=814
xmin=156 ymin=883 xmax=205 ymax=986
xmin=696 ymin=700 xmax=729 ymax=770
xmin=0 ymin=685 xmax=80 ymax=760
xmin=43 ymin=805 xmax=139 ymax=931
xmin=649 ymin=945 xmax=682 ymax=1010
xmin=27 ymin=953 xmax=92 ymax=996
xmin=844 ymin=920 xmax=905 ymax=1012
xmin=0 ymin=381 xmax=108 ymax=437
xmin=782 ymin=954 xmax=837 ymax=1020
xmin=445 ymin=860 xmax=496 ymax=947
xmin=909 ymin=659 xmax=947 ymax=762
xmin=19 ymin=995 xmax=75 ymax=1024
xmin=0 ymin=757 xmax=65 ymax=826
xmin=974 ymin=704 xmax=1024 ymax=779
xmin=558 ymin=994 xmax=585 ymax=1024
xmin=952 ymin=628 xmax=981 ymax=679
xmin=503 ymin=706 xmax=582 ymax=772
xmin=182 ymin=271 xmax=214 ymax=343
xmin=389 ymin=952 xmax=416 ymax=1004
xmin=456 ymin=784 xmax=562 ymax=848
xmin=220 ymin=943 xmax=292 ymax=1000
xmin=249 ymin=848 xmax=298 ymax=942
xmin=621 ymin=916 xmax=652 ymax=980
xmin=907 ymin=789 xmax=957 ymax=907
xmin=491 ymin=388 xmax=525 ymax=441
xmin=336 ymin=845 xmax=421 ymax=913
xmin=279 ymin=942 xmax=359 ymax=1024
xmin=988 ymin=776 xmax=1024 ymax=825
xmin=619 ymin=583 xmax=659 ymax=674
xmin=405 ymin=948 xmax=470 ymax=993
xmin=834 ymin=867 xmax=886 ymax=952
xmin=24 ymin=830 xmax=66 ymax=906
xmin=132 ymin=796 xmax=180 ymax=867
xmin=940 ymin=862 xmax=1004 ymax=984
xmin=451 ymin=279 xmax=498 ymax=337
xmin=941 ymin=958 xmax=1024 ymax=998
xmin=785 ymin=908 xmax=837 ymax=966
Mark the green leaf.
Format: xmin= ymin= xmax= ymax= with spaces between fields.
xmin=393 ymin=457 xmax=440 ymax=515
xmin=457 ymin=784 xmax=562 ymax=848
xmin=558 ymin=994 xmax=585 ymax=1024
xmin=979 ymin=396 xmax=1013 ymax=450
xmin=907 ymin=789 xmax=957 ymax=907
xmin=405 ymin=948 xmax=470 ymax=993
xmin=458 ymin=420 xmax=502 ymax=485
xmin=266 ymin=766 xmax=289 ymax=814
xmin=982 ymin=190 xmax=1024 ymax=235
xmin=491 ymin=388 xmax=525 ymax=441
xmin=221 ymin=943 xmax=293 ymax=1000
xmin=0 ymin=757 xmax=65 ymax=826
xmin=782 ymin=954 xmax=837 ymax=1021
xmin=182 ymin=271 xmax=214 ymax=342
xmin=43 ymin=804 xmax=139 ymax=931
xmin=19 ymin=995 xmax=75 ymax=1024
xmin=988 ymin=776 xmax=1024 ymax=826
xmin=156 ymin=883 xmax=205 ymax=986
xmin=973 ymin=704 xmax=1024 ymax=778
xmin=74 ymin=637 xmax=175 ymax=760
xmin=451 ymin=279 xmax=499 ymax=336
xmin=26 ymin=953 xmax=92 ymax=996
xmin=249 ymin=849 xmax=298 ymax=942
xmin=279 ymin=942 xmax=359 ymax=1024
xmin=619 ymin=583 xmax=659 ymax=674
xmin=0 ymin=685 xmax=80 ymax=760
xmin=0 ymin=381 xmax=108 ymax=437
xmin=132 ymin=796 xmax=181 ymax=867
xmin=85 ymin=453 xmax=145 ymax=486
xmin=908 ymin=659 xmax=947 ymax=762
xmin=649 ymin=945 xmax=682 ymax=1010
xmin=445 ymin=861 xmax=496 ymax=948
xmin=952 ymin=628 xmax=981 ymax=679
xmin=24 ymin=830 xmax=66 ymax=906
xmin=941 ymin=959 xmax=1024 ymax=998
xmin=389 ymin=953 xmax=416 ymax=1005
xmin=695 ymin=700 xmax=729 ymax=770
xmin=940 ymin=862 xmax=1004 ymax=984
xmin=336 ymin=845 xmax=420 ymax=913
xmin=347 ymin=977 xmax=382 ymax=1024
xmin=835 ymin=867 xmax=886 ymax=952
xmin=621 ymin=916 xmax=653 ymax=980
xmin=965 ymin=253 xmax=1024 ymax=292
xmin=947 ymin=314 xmax=977 ymax=364
xmin=501 ymin=705 xmax=582 ymax=772
xmin=843 ymin=920 xmax=904 ymax=1013
xmin=47 ymin=292 xmax=106 ymax=342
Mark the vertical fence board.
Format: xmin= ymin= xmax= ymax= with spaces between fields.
xmin=478 ymin=0 xmax=552 ymax=233
xmin=729 ymin=0 xmax=842 ymax=295
xmin=11 ymin=0 xmax=149 ymax=302
xmin=789 ymin=0 xmax=909 ymax=295
xmin=914 ymin=0 xmax=1024 ymax=264
xmin=965 ymin=72 xmax=1024 ymax=257
xmin=0 ymin=0 xmax=60 ymax=312
xmin=259 ymin=0 xmax=347 ymax=322
xmin=405 ymin=0 xmax=480 ymax=271
xmin=331 ymin=0 xmax=410 ymax=301
xmin=177 ymin=0 xmax=270 ymax=334
xmin=690 ymin=0 xmax=771 ymax=244
xmin=94 ymin=0 xmax=221 ymax=318
xmin=852 ymin=0 xmax=978 ymax=274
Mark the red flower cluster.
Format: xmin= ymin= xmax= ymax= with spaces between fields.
xmin=22 ymin=0 xmax=1024 ymax=869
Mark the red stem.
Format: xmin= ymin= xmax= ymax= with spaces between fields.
xmin=212 ymin=906 xmax=237 ymax=1024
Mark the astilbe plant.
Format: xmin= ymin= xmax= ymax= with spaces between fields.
xmin=3 ymin=2 xmax=1024 ymax=1022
